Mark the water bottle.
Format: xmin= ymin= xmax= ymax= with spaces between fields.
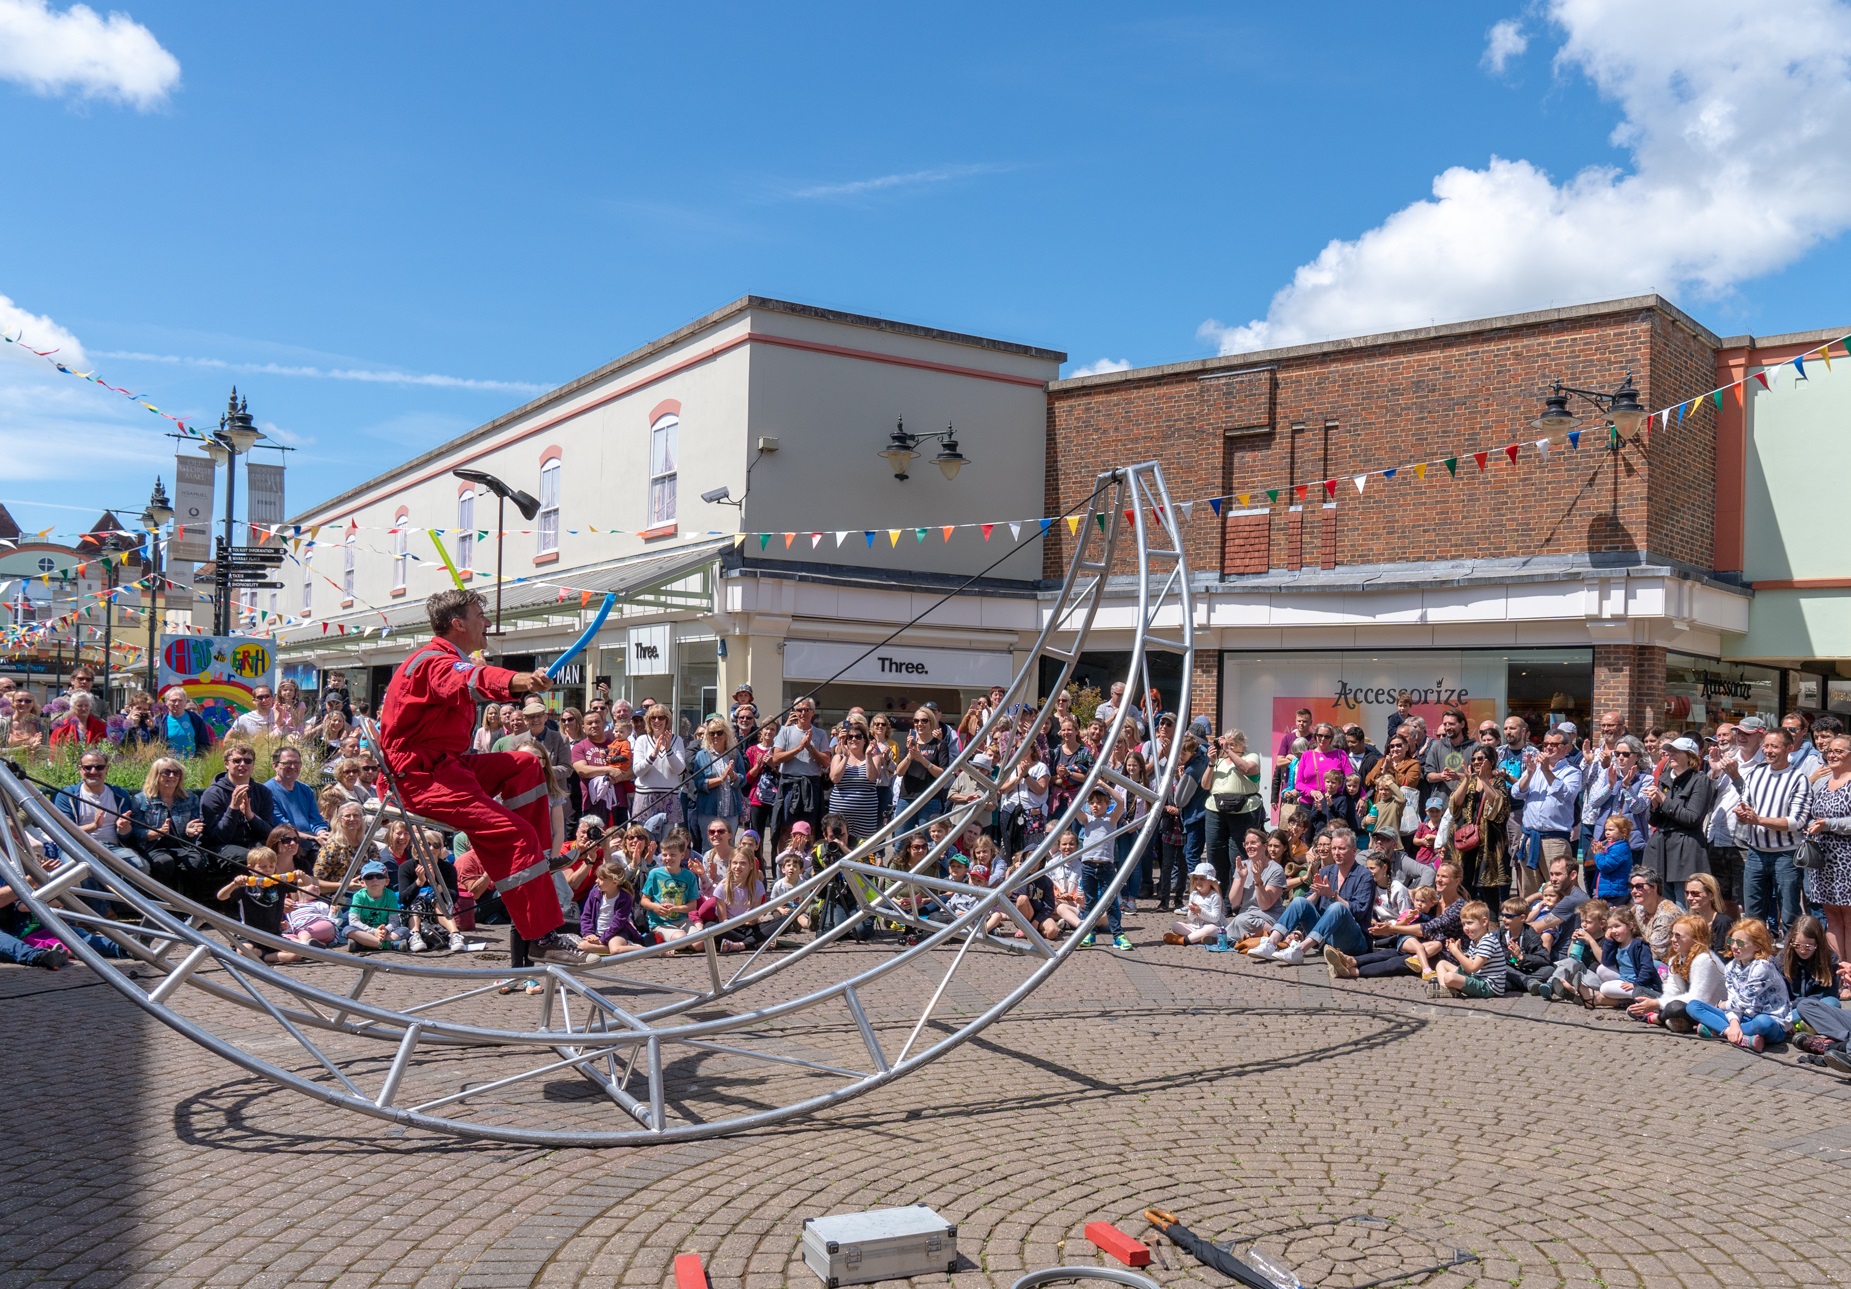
xmin=1216 ymin=926 xmax=1228 ymax=951
xmin=41 ymin=840 xmax=60 ymax=863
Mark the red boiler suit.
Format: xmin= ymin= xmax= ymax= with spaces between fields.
xmin=380 ymin=637 xmax=562 ymax=937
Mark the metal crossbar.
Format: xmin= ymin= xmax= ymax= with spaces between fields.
xmin=0 ymin=462 xmax=1192 ymax=1146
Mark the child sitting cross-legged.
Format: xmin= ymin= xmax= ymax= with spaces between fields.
xmin=1499 ymin=897 xmax=1552 ymax=995
xmin=343 ymin=860 xmax=410 ymax=953
xmin=577 ymin=861 xmax=640 ymax=959
xmin=1433 ymin=900 xmax=1507 ymax=999
xmin=640 ymin=827 xmax=704 ymax=949
xmin=1583 ymin=903 xmax=1661 ymax=1008
xmin=216 ymin=845 xmax=315 ymax=964
xmin=709 ymin=844 xmax=769 ymax=954
xmin=768 ymin=852 xmax=815 ymax=935
xmin=1165 ymin=862 xmax=1226 ymax=945
xmin=1536 ymin=899 xmax=1609 ymax=1001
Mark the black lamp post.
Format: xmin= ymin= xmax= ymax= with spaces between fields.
xmin=142 ymin=478 xmax=173 ymax=695
xmin=451 ymin=468 xmax=541 ymax=637
xmin=879 ymin=417 xmax=969 ymax=481
xmin=203 ymin=389 xmax=264 ymax=635
xmin=1531 ymin=371 xmax=1649 ymax=444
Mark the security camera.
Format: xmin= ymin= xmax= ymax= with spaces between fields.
xmin=701 ymin=486 xmax=732 ymax=505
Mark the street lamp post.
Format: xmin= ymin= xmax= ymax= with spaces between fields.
xmin=203 ymin=389 xmax=264 ymax=636
xmin=142 ymin=478 xmax=173 ymax=695
xmin=450 ymin=468 xmax=541 ymax=641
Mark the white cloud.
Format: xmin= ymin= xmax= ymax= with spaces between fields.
xmin=1069 ymin=357 xmax=1133 ymax=377
xmin=789 ymin=164 xmax=1007 ymax=200
xmin=0 ymin=290 xmax=87 ymax=365
xmin=93 ymin=349 xmax=549 ymax=394
xmin=1201 ymin=0 xmax=1851 ymax=355
xmin=0 ymin=0 xmax=180 ymax=110
xmin=1482 ymin=18 xmax=1529 ymax=73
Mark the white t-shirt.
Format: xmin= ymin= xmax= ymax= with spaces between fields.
xmin=774 ymin=723 xmax=829 ymax=777
xmin=231 ymin=709 xmax=274 ymax=738
xmin=1006 ymin=761 xmax=1050 ymax=811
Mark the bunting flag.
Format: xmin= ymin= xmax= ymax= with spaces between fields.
xmin=1009 ymin=522 xmax=1021 ymax=541
xmin=864 ymin=531 xmax=875 ymax=547
xmin=1178 ymin=501 xmax=1193 ymax=521
xmin=1504 ymin=444 xmax=1519 ymax=464
xmin=783 ymin=532 xmax=796 ymax=549
xmin=1382 ymin=469 xmax=1396 ymax=480
xmin=1209 ymin=498 xmax=1223 ymax=517
xmin=888 ymin=529 xmax=901 ymax=547
xmin=1236 ymin=493 xmax=1250 ymax=507
xmin=1291 ymin=484 xmax=1306 ymax=503
xmin=1472 ymin=451 xmax=1487 ymax=472
xmin=1039 ymin=519 xmax=1051 ymax=537
xmin=1065 ymin=516 xmax=1080 ymax=535
xmin=1535 ymin=438 xmax=1552 ymax=460
xmin=1353 ymin=474 xmax=1367 ymax=494
xmin=835 ymin=531 xmax=849 ymax=547
xmin=1794 ymin=354 xmax=1807 ymax=380
xmin=1266 ymin=489 xmax=1279 ymax=504
xmin=810 ymin=532 xmax=822 ymax=548
xmin=1753 ymin=371 xmax=1770 ymax=390
xmin=1443 ymin=457 xmax=1458 ymax=477
xmin=1322 ymin=479 xmax=1336 ymax=500
xmin=914 ymin=527 xmax=926 ymax=543
xmin=1568 ymin=430 xmax=1582 ymax=449
xmin=759 ymin=532 xmax=772 ymax=550
xmin=1413 ymin=463 xmax=1427 ymax=481
xmin=1094 ymin=514 xmax=1106 ymax=532
xmin=981 ymin=523 xmax=994 ymax=540
xmin=941 ymin=526 xmax=955 ymax=542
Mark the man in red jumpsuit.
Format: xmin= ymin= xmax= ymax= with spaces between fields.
xmin=380 ymin=589 xmax=573 ymax=948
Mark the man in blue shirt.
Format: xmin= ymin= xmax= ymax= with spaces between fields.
xmin=264 ymin=745 xmax=330 ymax=870
xmin=1513 ymin=726 xmax=1583 ymax=894
xmin=1245 ymin=824 xmax=1376 ymax=963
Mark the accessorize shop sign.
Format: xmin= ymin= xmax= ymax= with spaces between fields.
xmin=783 ymin=639 xmax=1013 ymax=689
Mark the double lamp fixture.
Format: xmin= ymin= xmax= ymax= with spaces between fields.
xmin=1530 ymin=371 xmax=1649 ymax=442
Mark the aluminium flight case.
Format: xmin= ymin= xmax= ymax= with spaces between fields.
xmin=801 ymin=1205 xmax=958 ymax=1287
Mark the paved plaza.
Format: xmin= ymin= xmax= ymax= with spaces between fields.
xmin=5 ymin=917 xmax=1850 ymax=1289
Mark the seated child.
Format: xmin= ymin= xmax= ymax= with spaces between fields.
xmin=1434 ymin=900 xmax=1507 ymax=999
xmin=1500 ymin=897 xmax=1552 ymax=994
xmin=769 ymin=853 xmax=815 ymax=934
xmin=1538 ymin=899 xmax=1611 ymax=1000
xmin=1586 ymin=903 xmax=1661 ymax=1007
xmin=929 ymin=854 xmax=984 ymax=925
xmin=1047 ymin=830 xmax=1086 ymax=933
xmin=710 ymin=846 xmax=769 ymax=953
xmin=283 ymin=884 xmax=341 ymax=953
xmin=1165 ymin=862 xmax=1226 ymax=945
xmin=577 ymin=861 xmax=640 ymax=957
xmin=640 ymin=828 xmax=703 ymax=947
xmin=216 ymin=845 xmax=313 ymax=964
xmin=343 ymin=860 xmax=409 ymax=952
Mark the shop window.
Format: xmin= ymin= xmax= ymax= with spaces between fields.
xmin=649 ymin=415 xmax=677 ymax=527
xmin=1664 ymin=653 xmax=1779 ymax=728
xmin=676 ymin=636 xmax=717 ymax=735
xmin=538 ymin=459 xmax=561 ymax=554
xmin=457 ymin=490 xmax=475 ymax=573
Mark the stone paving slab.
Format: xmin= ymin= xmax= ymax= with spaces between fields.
xmin=4 ymin=917 xmax=1849 ymax=1289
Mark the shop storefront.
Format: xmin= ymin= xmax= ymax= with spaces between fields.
xmin=587 ymin=623 xmax=719 ymax=736
xmin=1220 ymin=648 xmax=1594 ymax=795
xmin=782 ymin=638 xmax=1014 ymax=724
xmin=1662 ymin=653 xmax=1779 ymax=731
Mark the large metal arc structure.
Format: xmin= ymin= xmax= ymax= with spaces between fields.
xmin=0 ymin=462 xmax=1193 ymax=1147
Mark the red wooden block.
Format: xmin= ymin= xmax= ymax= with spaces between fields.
xmin=1085 ymin=1221 xmax=1151 ymax=1267
xmin=674 ymin=1252 xmax=709 ymax=1289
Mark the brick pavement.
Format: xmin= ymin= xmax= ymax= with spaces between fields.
xmin=4 ymin=916 xmax=1850 ymax=1289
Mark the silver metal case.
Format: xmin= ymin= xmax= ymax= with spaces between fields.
xmin=801 ymin=1206 xmax=959 ymax=1287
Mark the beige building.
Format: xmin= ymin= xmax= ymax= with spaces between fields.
xmin=279 ymin=297 xmax=1063 ymax=729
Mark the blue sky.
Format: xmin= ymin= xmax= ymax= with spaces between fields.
xmin=4 ymin=0 xmax=1851 ymax=536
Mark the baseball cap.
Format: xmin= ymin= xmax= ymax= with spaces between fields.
xmin=1190 ymin=861 xmax=1216 ymax=880
xmin=1667 ymin=735 xmax=1701 ymax=755
xmin=1738 ymin=715 xmax=1767 ymax=732
xmin=948 ymin=853 xmax=970 ymax=867
xmin=360 ymin=861 xmax=388 ymax=878
xmin=790 ymin=821 xmax=812 ymax=835
xmin=1555 ymin=720 xmax=1578 ymax=737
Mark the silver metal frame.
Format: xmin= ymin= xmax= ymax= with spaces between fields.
xmin=0 ymin=462 xmax=1193 ymax=1147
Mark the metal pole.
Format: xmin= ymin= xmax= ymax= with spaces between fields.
xmin=101 ymin=560 xmax=115 ymax=711
xmin=494 ymin=492 xmax=505 ymax=636
xmin=218 ymin=445 xmax=238 ymax=636
xmin=146 ymin=531 xmax=160 ymax=695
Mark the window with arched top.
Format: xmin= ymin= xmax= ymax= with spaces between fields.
xmin=457 ymin=489 xmax=475 ymax=572
xmin=649 ymin=414 xmax=677 ymax=527
xmin=392 ymin=509 xmax=410 ymax=592
xmin=538 ymin=458 xmax=562 ymax=554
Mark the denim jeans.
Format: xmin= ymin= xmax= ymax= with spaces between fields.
xmin=1080 ymin=861 xmax=1121 ymax=936
xmin=0 ymin=926 xmax=56 ymax=966
xmin=1742 ymin=848 xmax=1803 ymax=934
xmin=1682 ymin=998 xmax=1789 ymax=1042
xmin=1271 ymin=895 xmax=1371 ymax=955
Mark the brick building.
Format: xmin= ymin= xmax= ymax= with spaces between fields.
xmin=1045 ymin=296 xmax=1757 ymax=767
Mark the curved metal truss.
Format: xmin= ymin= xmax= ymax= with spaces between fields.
xmin=0 ymin=462 xmax=1193 ymax=1146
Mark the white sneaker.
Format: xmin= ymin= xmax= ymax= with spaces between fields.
xmin=1246 ymin=938 xmax=1279 ymax=960
xmin=1274 ymin=940 xmax=1309 ymax=966
xmin=408 ymin=931 xmax=427 ymax=953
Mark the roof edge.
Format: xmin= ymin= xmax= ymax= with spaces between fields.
xmin=1049 ymin=295 xmax=1720 ymax=392
xmin=293 ymin=297 xmax=1063 ymax=524
xmin=1716 ymin=324 xmax=1851 ymax=352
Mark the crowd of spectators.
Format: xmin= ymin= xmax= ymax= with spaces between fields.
xmin=6 ymin=663 xmax=1851 ymax=1074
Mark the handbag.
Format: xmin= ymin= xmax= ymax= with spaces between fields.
xmin=1452 ymin=789 xmax=1488 ymax=853
xmin=1794 ymin=834 xmax=1824 ymax=871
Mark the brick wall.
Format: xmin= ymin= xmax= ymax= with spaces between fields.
xmin=1045 ymin=300 xmax=1722 ymax=580
xmin=1593 ymin=645 xmax=1669 ymax=733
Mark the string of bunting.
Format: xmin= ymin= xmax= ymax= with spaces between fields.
xmin=1 ymin=328 xmax=214 ymax=445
